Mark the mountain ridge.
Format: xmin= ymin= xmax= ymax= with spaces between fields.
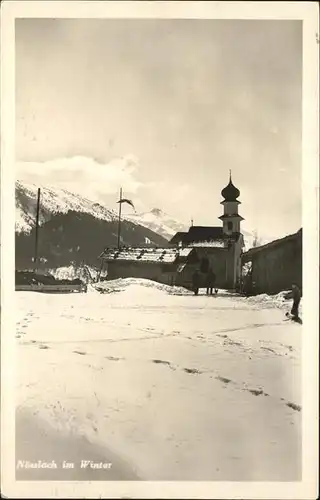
xmin=15 ymin=181 xmax=169 ymax=270
xmin=16 ymin=180 xmax=118 ymax=233
xmin=15 ymin=180 xmax=274 ymax=272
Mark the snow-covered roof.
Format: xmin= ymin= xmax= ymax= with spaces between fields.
xmin=189 ymin=240 xmax=226 ymax=248
xmin=179 ymin=247 xmax=194 ymax=257
xmin=100 ymin=247 xmax=194 ymax=264
xmin=186 ymin=226 xmax=224 ymax=242
xmin=169 ymin=226 xmax=242 ymax=246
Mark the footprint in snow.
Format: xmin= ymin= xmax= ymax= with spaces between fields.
xmin=248 ymin=388 xmax=269 ymax=397
xmin=184 ymin=367 xmax=202 ymax=375
xmin=105 ymin=356 xmax=122 ymax=361
xmin=226 ymin=340 xmax=242 ymax=347
xmin=261 ymin=346 xmax=277 ymax=354
xmin=286 ymin=401 xmax=301 ymax=412
xmin=216 ymin=375 xmax=232 ymax=384
xmin=39 ymin=344 xmax=50 ymax=350
xmin=73 ymin=350 xmax=86 ymax=356
xmin=153 ymin=359 xmax=170 ymax=365
xmin=152 ymin=359 xmax=176 ymax=370
xmin=284 ymin=345 xmax=293 ymax=351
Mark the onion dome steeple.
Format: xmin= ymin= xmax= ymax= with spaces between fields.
xmin=221 ymin=170 xmax=240 ymax=202
xmin=219 ymin=171 xmax=244 ymax=235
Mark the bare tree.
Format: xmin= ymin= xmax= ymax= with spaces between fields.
xmin=252 ymin=229 xmax=262 ymax=248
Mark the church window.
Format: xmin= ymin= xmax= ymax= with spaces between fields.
xmin=227 ymin=221 xmax=233 ymax=231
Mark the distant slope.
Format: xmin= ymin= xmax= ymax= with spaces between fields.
xmin=126 ymin=208 xmax=188 ymax=240
xmin=15 ymin=181 xmax=168 ymax=269
xmin=15 ymin=211 xmax=168 ymax=269
xmin=16 ymin=180 xmax=118 ymax=233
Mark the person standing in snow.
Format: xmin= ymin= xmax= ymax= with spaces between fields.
xmin=290 ymin=283 xmax=301 ymax=319
xmin=192 ymin=269 xmax=200 ymax=296
xmin=206 ymin=269 xmax=216 ymax=296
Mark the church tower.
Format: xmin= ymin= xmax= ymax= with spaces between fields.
xmin=219 ymin=171 xmax=244 ymax=235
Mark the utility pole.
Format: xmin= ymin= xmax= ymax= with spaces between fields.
xmin=33 ymin=188 xmax=41 ymax=273
xmin=117 ymin=187 xmax=123 ymax=249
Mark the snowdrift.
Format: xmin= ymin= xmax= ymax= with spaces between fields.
xmin=242 ymin=290 xmax=303 ymax=315
xmin=92 ymin=277 xmax=193 ymax=296
xmin=49 ymin=265 xmax=106 ymax=284
xmin=91 ymin=277 xmax=301 ymax=313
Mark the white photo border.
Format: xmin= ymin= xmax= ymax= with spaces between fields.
xmin=1 ymin=2 xmax=319 ymax=498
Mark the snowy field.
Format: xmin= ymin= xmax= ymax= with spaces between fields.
xmin=15 ymin=279 xmax=302 ymax=481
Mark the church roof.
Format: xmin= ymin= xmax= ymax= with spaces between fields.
xmin=169 ymin=226 xmax=241 ymax=246
xmin=185 ymin=226 xmax=224 ymax=243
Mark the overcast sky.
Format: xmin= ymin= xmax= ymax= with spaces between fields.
xmin=16 ymin=18 xmax=302 ymax=239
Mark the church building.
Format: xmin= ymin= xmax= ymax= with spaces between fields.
xmin=169 ymin=174 xmax=245 ymax=290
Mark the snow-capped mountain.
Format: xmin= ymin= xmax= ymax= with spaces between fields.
xmin=16 ymin=180 xmax=118 ymax=234
xmin=126 ymin=208 xmax=188 ymax=241
xmin=15 ymin=180 xmax=169 ymax=270
xmin=16 ymin=182 xmax=187 ymax=241
xmin=126 ymin=209 xmax=271 ymax=250
xmin=126 ymin=207 xmax=273 ymax=250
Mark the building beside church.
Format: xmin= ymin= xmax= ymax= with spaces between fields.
xmin=98 ymin=246 xmax=199 ymax=286
xmin=241 ymin=228 xmax=302 ymax=295
xmin=169 ymin=174 xmax=245 ymax=290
